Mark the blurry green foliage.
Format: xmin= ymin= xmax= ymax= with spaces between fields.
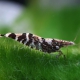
xmin=32 ymin=8 xmax=80 ymax=42
xmin=0 ymin=37 xmax=80 ymax=80
xmin=15 ymin=6 xmax=80 ymax=43
xmin=0 ymin=26 xmax=12 ymax=34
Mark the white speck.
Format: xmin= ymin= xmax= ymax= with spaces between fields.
xmin=24 ymin=33 xmax=30 ymax=45
xmin=24 ymin=40 xmax=27 ymax=45
xmin=39 ymin=42 xmax=42 ymax=50
xmin=70 ymin=41 xmax=75 ymax=45
xmin=30 ymin=41 xmax=35 ymax=47
xmin=23 ymin=33 xmax=28 ymax=45
xmin=5 ymin=33 xmax=11 ymax=37
xmin=56 ymin=46 xmax=59 ymax=49
xmin=15 ymin=37 xmax=18 ymax=41
xmin=20 ymin=39 xmax=24 ymax=43
xmin=26 ymin=33 xmax=29 ymax=42
xmin=56 ymin=42 xmax=57 ymax=44
xmin=39 ymin=38 xmax=43 ymax=43
xmin=45 ymin=38 xmax=52 ymax=45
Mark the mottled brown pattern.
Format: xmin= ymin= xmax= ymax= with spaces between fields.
xmin=0 ymin=33 xmax=74 ymax=54
xmin=41 ymin=38 xmax=52 ymax=53
xmin=17 ymin=33 xmax=26 ymax=42
xmin=33 ymin=36 xmax=39 ymax=49
xmin=28 ymin=33 xmax=33 ymax=39
xmin=22 ymin=39 xmax=27 ymax=44
xmin=8 ymin=33 xmax=16 ymax=39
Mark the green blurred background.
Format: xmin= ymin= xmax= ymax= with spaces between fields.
xmin=0 ymin=0 xmax=80 ymax=43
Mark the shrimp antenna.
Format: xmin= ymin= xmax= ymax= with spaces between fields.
xmin=74 ymin=27 xmax=80 ymax=42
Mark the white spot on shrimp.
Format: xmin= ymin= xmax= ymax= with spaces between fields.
xmin=45 ymin=38 xmax=53 ymax=45
xmin=5 ymin=33 xmax=11 ymax=37
xmin=26 ymin=33 xmax=29 ymax=42
xmin=24 ymin=33 xmax=29 ymax=45
xmin=15 ymin=37 xmax=18 ymax=41
xmin=56 ymin=46 xmax=59 ymax=49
